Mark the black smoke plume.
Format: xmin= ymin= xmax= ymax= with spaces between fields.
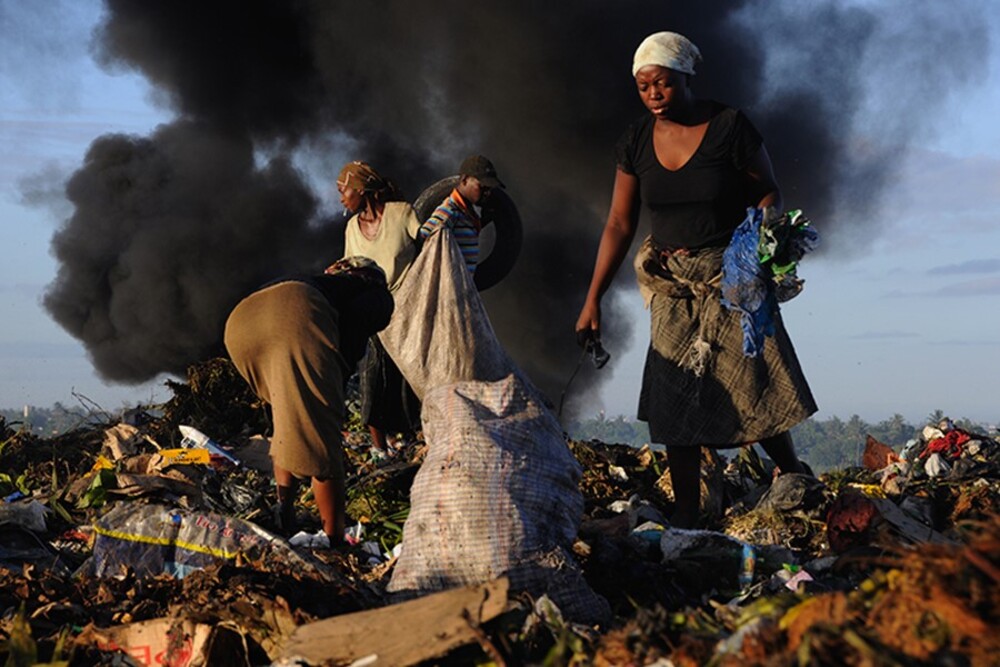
xmin=43 ymin=0 xmax=989 ymax=415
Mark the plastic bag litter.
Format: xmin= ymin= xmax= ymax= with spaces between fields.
xmin=360 ymin=541 xmax=384 ymax=566
xmin=925 ymin=452 xmax=951 ymax=478
xmin=289 ymin=529 xmax=330 ymax=549
xmin=1 ymin=526 xmax=72 ymax=576
xmin=0 ymin=499 xmax=50 ymax=533
xmin=609 ymin=494 xmax=668 ymax=530
xmin=85 ymin=502 xmax=329 ymax=580
xmin=660 ymin=527 xmax=756 ymax=591
xmin=721 ymin=207 xmax=818 ymax=357
xmin=201 ymin=473 xmax=261 ymax=515
xmin=900 ymin=438 xmax=923 ymax=462
xmin=608 ymin=465 xmax=629 ymax=482
xmin=721 ymin=208 xmax=776 ymax=357
xmin=754 ymin=473 xmax=828 ymax=514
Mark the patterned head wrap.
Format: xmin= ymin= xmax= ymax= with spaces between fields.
xmin=632 ymin=32 xmax=702 ymax=77
xmin=324 ymin=256 xmax=387 ymax=286
xmin=337 ymin=161 xmax=387 ymax=193
xmin=336 ymin=160 xmax=403 ymax=204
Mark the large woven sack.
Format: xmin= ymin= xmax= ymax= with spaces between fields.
xmin=382 ymin=229 xmax=608 ymax=624
xmin=378 ymin=229 xmax=514 ymax=399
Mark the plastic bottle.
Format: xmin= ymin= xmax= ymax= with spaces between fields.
xmin=738 ymin=543 xmax=756 ymax=590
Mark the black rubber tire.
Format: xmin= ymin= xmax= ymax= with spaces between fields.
xmin=413 ymin=176 xmax=523 ymax=291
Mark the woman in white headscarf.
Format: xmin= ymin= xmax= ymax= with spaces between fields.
xmin=575 ymin=32 xmax=816 ymax=529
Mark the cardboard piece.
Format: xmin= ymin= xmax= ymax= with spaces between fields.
xmin=279 ymin=577 xmax=509 ymax=666
xmin=102 ymin=423 xmax=149 ymax=461
xmin=862 ymin=435 xmax=901 ymax=471
xmin=75 ymin=617 xmax=225 ymax=667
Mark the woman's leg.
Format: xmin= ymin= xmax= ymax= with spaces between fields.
xmin=361 ymin=337 xmax=390 ymax=453
xmin=312 ymin=475 xmax=346 ymax=545
xmin=759 ymin=431 xmax=808 ymax=474
xmin=369 ymin=425 xmax=389 ymax=453
xmin=273 ymin=462 xmax=299 ymax=533
xmin=666 ymin=445 xmax=702 ymax=528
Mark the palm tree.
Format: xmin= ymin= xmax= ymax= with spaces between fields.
xmin=925 ymin=409 xmax=947 ymax=426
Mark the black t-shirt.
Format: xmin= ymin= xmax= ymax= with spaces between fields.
xmin=615 ymin=103 xmax=763 ymax=249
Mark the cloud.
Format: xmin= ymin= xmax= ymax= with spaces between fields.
xmin=927 ymin=258 xmax=1000 ymax=275
xmin=884 ymin=275 xmax=1000 ymax=298
xmin=848 ymin=330 xmax=920 ymax=340
xmin=833 ymin=146 xmax=1000 ymax=259
xmin=885 ymin=149 xmax=1000 ymax=232
xmin=926 ymin=338 xmax=1000 ymax=347
xmin=933 ymin=276 xmax=1000 ymax=297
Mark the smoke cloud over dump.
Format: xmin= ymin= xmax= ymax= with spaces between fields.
xmin=42 ymin=0 xmax=989 ymax=415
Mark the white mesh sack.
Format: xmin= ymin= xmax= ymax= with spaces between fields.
xmin=382 ymin=229 xmax=608 ymax=624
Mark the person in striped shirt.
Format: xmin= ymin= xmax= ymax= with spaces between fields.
xmin=418 ymin=155 xmax=505 ymax=273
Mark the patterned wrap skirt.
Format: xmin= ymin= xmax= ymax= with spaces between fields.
xmin=634 ymin=238 xmax=817 ymax=447
xmin=224 ymin=281 xmax=346 ymax=478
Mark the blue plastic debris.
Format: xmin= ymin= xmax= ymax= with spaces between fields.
xmin=721 ymin=208 xmax=819 ymax=357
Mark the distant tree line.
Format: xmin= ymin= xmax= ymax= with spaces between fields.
xmin=4 ymin=402 xmax=995 ymax=472
xmin=565 ymin=412 xmax=652 ymax=449
xmin=567 ymin=410 xmax=994 ymax=473
xmin=1 ymin=403 xmax=110 ymax=436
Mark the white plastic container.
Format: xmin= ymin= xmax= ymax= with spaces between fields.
xmin=178 ymin=425 xmax=240 ymax=466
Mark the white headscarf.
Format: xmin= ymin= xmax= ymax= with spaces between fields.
xmin=632 ymin=32 xmax=702 ymax=77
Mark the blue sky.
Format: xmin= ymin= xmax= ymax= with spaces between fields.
xmin=2 ymin=1 xmax=999 ymax=425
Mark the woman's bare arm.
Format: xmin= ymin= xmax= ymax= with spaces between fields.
xmin=575 ymin=169 xmax=641 ymax=338
xmin=745 ymin=143 xmax=782 ymax=212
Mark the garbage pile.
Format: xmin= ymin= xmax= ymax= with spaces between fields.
xmin=1 ymin=362 xmax=997 ymax=666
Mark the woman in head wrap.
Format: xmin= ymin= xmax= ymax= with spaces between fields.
xmin=337 ymin=161 xmax=422 ymax=456
xmin=225 ymin=257 xmax=393 ymax=545
xmin=575 ymin=32 xmax=816 ymax=529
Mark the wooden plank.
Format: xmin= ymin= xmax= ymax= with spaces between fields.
xmin=279 ymin=577 xmax=509 ymax=666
